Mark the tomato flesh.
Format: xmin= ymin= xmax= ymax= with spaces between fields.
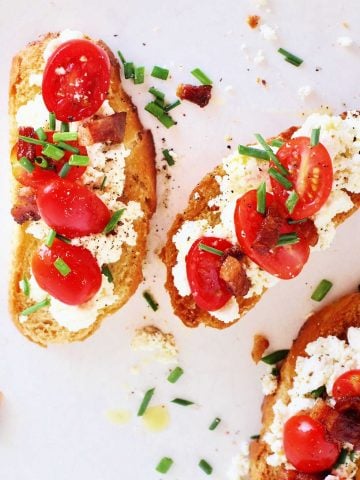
xmin=234 ymin=190 xmax=310 ymax=279
xmin=271 ymin=137 xmax=333 ymax=220
xmin=32 ymin=239 xmax=102 ymax=305
xmin=42 ymin=39 xmax=111 ymax=122
xmin=36 ymin=178 xmax=111 ymax=238
xmin=332 ymin=369 xmax=360 ymax=400
xmin=283 ymin=414 xmax=340 ymax=473
xmin=186 ymin=237 xmax=233 ymax=311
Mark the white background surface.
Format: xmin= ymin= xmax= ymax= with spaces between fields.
xmin=0 ymin=1 xmax=360 ymax=479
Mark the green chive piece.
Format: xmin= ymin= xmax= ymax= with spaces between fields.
xmin=199 ymin=459 xmax=213 ymax=475
xmin=209 ymin=417 xmax=221 ymax=431
xmin=271 ymin=367 xmax=280 ymax=376
xmin=42 ymin=144 xmax=65 ymax=161
xmin=151 ymin=65 xmax=169 ymax=80
xmin=310 ymin=127 xmax=321 ymax=147
xmin=250 ymin=434 xmax=260 ymax=440
xmin=171 ymin=398 xmax=194 ymax=406
xmin=21 ymin=298 xmax=50 ymax=316
xmin=53 ymin=132 xmax=78 ymax=142
xmin=59 ymin=162 xmax=71 ymax=178
xmin=124 ymin=62 xmax=135 ymax=79
xmin=156 ymin=457 xmax=174 ymax=474
xmin=60 ymin=122 xmax=70 ymax=132
xmin=54 ymin=257 xmax=71 ymax=277
xmin=334 ymin=448 xmax=348 ymax=468
xmin=270 ymin=139 xmax=285 ymax=147
xmin=100 ymin=175 xmax=107 ymax=190
xmin=268 ymin=167 xmax=293 ymax=190
xmin=277 ymin=233 xmax=299 ymax=246
xmin=35 ymin=156 xmax=48 ymax=169
xmin=103 ymin=209 xmax=126 ymax=234
xmin=163 ymin=149 xmax=175 ymax=166
xmin=46 ymin=229 xmax=56 ymax=248
xmin=285 ymin=191 xmax=299 ymax=214
xmin=164 ymin=100 xmax=181 ymax=112
xmin=145 ymin=102 xmax=176 ymax=128
xmin=68 ymin=154 xmax=89 ymax=166
xmin=21 ymin=277 xmax=30 ymax=297
xmin=149 ymin=86 xmax=165 ymax=100
xmin=36 ymin=127 xmax=47 ymax=141
xmin=167 ymin=366 xmax=184 ymax=384
xmin=255 ymin=134 xmax=288 ymax=175
xmin=19 ymin=157 xmax=35 ymax=173
xmin=56 ymin=141 xmax=80 ymax=154
xmin=309 ymin=385 xmax=326 ymax=398
xmin=155 ymin=97 xmax=165 ymax=108
xmin=311 ymin=279 xmax=333 ymax=302
xmin=101 ymin=264 xmax=113 ymax=283
xmin=137 ymin=388 xmax=155 ymax=416
xmin=117 ymin=50 xmax=126 ymax=65
xmin=134 ymin=66 xmax=145 ymax=84
xmin=143 ymin=291 xmax=159 ymax=311
xmin=257 ymin=182 xmax=266 ymax=215
xmin=278 ymin=48 xmax=304 ymax=67
xmin=198 ymin=243 xmax=224 ymax=256
xmin=238 ymin=145 xmax=270 ymax=161
xmin=18 ymin=135 xmax=47 ymax=146
xmin=49 ymin=112 xmax=56 ymax=130
xmin=56 ymin=234 xmax=71 ymax=244
xmin=191 ymin=68 xmax=213 ymax=85
xmin=261 ymin=349 xmax=289 ymax=365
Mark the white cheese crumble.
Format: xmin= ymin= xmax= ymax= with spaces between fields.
xmin=261 ymin=365 xmax=278 ymax=395
xmin=131 ymin=326 xmax=178 ymax=363
xmin=327 ymin=451 xmax=360 ymax=480
xmin=16 ymin=93 xmax=49 ymax=129
xmin=227 ymin=442 xmax=250 ymax=480
xmin=297 ymin=85 xmax=313 ymax=101
xmin=43 ymin=29 xmax=85 ymax=61
xmin=337 ymin=36 xmax=353 ymax=47
xmin=28 ymin=73 xmax=42 ymax=87
xmin=253 ymin=49 xmax=265 ymax=65
xmin=259 ymin=24 xmax=278 ymax=41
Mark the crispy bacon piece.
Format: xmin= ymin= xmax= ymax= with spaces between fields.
xmin=247 ymin=14 xmax=260 ymax=29
xmin=294 ymin=219 xmax=319 ymax=247
xmin=78 ymin=112 xmax=127 ymax=146
xmin=252 ymin=204 xmax=283 ymax=253
xmin=11 ymin=192 xmax=40 ymax=224
xmin=176 ymin=84 xmax=212 ymax=108
xmin=251 ymin=334 xmax=270 ymax=363
xmin=219 ymin=255 xmax=250 ymax=297
xmin=17 ymin=126 xmax=36 ymax=161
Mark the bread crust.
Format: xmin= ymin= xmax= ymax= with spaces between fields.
xmin=249 ymin=292 xmax=360 ymax=480
xmin=8 ymin=33 xmax=156 ymax=346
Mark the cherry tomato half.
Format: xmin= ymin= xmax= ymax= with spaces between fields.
xmin=283 ymin=414 xmax=340 ymax=473
xmin=332 ymin=369 xmax=360 ymax=400
xmin=32 ymin=239 xmax=102 ymax=305
xmin=42 ymin=39 xmax=111 ymax=122
xmin=234 ymin=190 xmax=310 ymax=279
xmin=186 ymin=236 xmax=233 ymax=311
xmin=36 ymin=178 xmax=111 ymax=238
xmin=271 ymin=137 xmax=333 ymax=220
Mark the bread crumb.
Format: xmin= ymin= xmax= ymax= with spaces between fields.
xmin=256 ymin=77 xmax=267 ymax=87
xmin=259 ymin=24 xmax=277 ymax=41
xmin=247 ymin=15 xmax=261 ymax=29
xmin=298 ymin=85 xmax=313 ymax=101
xmin=252 ymin=334 xmax=270 ymax=363
xmin=131 ymin=325 xmax=178 ymax=363
xmin=337 ymin=36 xmax=353 ymax=47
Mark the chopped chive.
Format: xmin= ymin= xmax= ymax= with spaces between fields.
xmin=18 ymin=135 xmax=47 ymax=146
xmin=257 ymin=182 xmax=266 ymax=215
xmin=270 ymin=139 xmax=285 ymax=147
xmin=54 ymin=257 xmax=71 ymax=277
xmin=134 ymin=66 xmax=145 ymax=84
xmin=151 ymin=65 xmax=169 ymax=80
xmin=250 ymin=434 xmax=260 ymax=440
xmin=137 ymin=388 xmax=155 ymax=416
xmin=278 ymin=48 xmax=303 ymax=67
xmin=56 ymin=141 xmax=80 ymax=154
xmin=36 ymin=127 xmax=47 ymax=141
xmin=45 ymin=229 xmax=56 ymax=248
xmin=171 ymin=398 xmax=194 ymax=406
xmin=199 ymin=459 xmax=213 ymax=475
xmin=288 ymin=218 xmax=308 ymax=224
xmin=21 ymin=298 xmax=50 ymax=316
xmin=149 ymin=86 xmax=165 ymax=100
xmin=156 ymin=457 xmax=173 ymax=474
xmin=55 ymin=233 xmax=71 ymax=244
xmin=145 ymin=102 xmax=176 ymax=128
xmin=254 ymin=134 xmax=288 ymax=175
xmin=101 ymin=264 xmax=113 ymax=283
xmin=155 ymin=97 xmax=165 ymax=108
xmin=34 ymin=156 xmax=48 ymax=169
xmin=311 ymin=279 xmax=333 ymax=302
xmin=163 ymin=149 xmax=175 ymax=166
xmin=271 ymin=367 xmax=280 ymax=376
xmin=100 ymin=175 xmax=107 ymax=190
xmin=261 ymin=349 xmax=289 ymax=365
xmin=277 ymin=233 xmax=299 ymax=246
xmin=268 ymin=167 xmax=293 ymax=190
xmin=334 ymin=448 xmax=348 ymax=468
xmin=309 ymin=385 xmax=326 ymax=398
xmin=117 ymin=50 xmax=126 ymax=65
xmin=19 ymin=156 xmax=35 ymax=173
xmin=124 ymin=62 xmax=135 ymax=79
xmin=60 ymin=122 xmax=69 ymax=132
xmin=103 ymin=209 xmax=126 ymax=234
xmin=143 ymin=291 xmax=159 ymax=311
xmin=167 ymin=366 xmax=184 ymax=384
xmin=164 ymin=100 xmax=181 ymax=112
xmin=310 ymin=127 xmax=321 ymax=147
xmin=59 ymin=162 xmax=71 ymax=178
xmin=49 ymin=112 xmax=56 ymax=130
xmin=68 ymin=154 xmax=89 ymax=166
xmin=53 ymin=132 xmax=78 ymax=142
xmin=238 ymin=145 xmax=270 ymax=161
xmin=21 ymin=277 xmax=30 ymax=297
xmin=209 ymin=417 xmax=221 ymax=431
xmin=191 ymin=68 xmax=213 ymax=85
xmin=198 ymin=243 xmax=224 ymax=256
xmin=285 ymin=191 xmax=299 ymax=214
xmin=42 ymin=143 xmax=65 ymax=161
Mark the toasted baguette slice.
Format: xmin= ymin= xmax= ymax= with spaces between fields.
xmin=249 ymin=292 xmax=360 ymax=479
xmin=161 ymin=126 xmax=360 ymax=329
xmin=9 ymin=33 xmax=156 ymax=346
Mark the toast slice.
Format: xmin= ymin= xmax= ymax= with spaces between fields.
xmin=9 ymin=32 xmax=156 ymax=346
xmin=161 ymin=123 xmax=360 ymax=329
xmin=249 ymin=292 xmax=360 ymax=479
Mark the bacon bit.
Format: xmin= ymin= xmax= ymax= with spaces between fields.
xmin=256 ymin=78 xmax=267 ymax=87
xmin=11 ymin=193 xmax=40 ymax=224
xmin=294 ymin=219 xmax=319 ymax=247
xmin=251 ymin=334 xmax=270 ymax=363
xmin=253 ymin=205 xmax=283 ymax=253
xmin=219 ymin=255 xmax=250 ymax=297
xmin=176 ymin=84 xmax=212 ymax=108
xmin=17 ymin=126 xmax=36 ymax=161
xmin=247 ymin=15 xmax=261 ymax=29
xmin=78 ymin=112 xmax=127 ymax=146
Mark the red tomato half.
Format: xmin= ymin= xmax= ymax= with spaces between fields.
xmin=332 ymin=369 xmax=360 ymax=400
xmin=271 ymin=137 xmax=333 ymax=220
xmin=186 ymin=237 xmax=233 ymax=311
xmin=42 ymin=39 xmax=111 ymax=122
xmin=234 ymin=190 xmax=310 ymax=279
xmin=36 ymin=178 xmax=111 ymax=238
xmin=32 ymin=239 xmax=102 ymax=305
xmin=283 ymin=415 xmax=340 ymax=473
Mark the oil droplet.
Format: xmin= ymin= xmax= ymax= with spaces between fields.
xmin=106 ymin=409 xmax=132 ymax=425
xmin=142 ymin=405 xmax=170 ymax=432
